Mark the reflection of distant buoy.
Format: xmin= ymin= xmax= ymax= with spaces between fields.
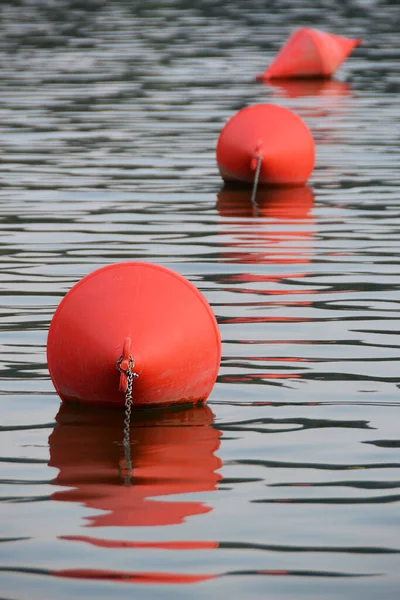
xmin=216 ymin=184 xmax=314 ymax=220
xmin=53 ymin=569 xmax=217 ymax=584
xmin=216 ymin=185 xmax=315 ymax=266
xmin=47 ymin=262 xmax=221 ymax=408
xmin=266 ymin=78 xmax=351 ymax=99
xmin=256 ymin=28 xmax=362 ymax=81
xmin=49 ymin=403 xmax=222 ymax=527
xmin=216 ymin=104 xmax=315 ymax=187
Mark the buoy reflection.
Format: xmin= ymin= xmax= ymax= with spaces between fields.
xmin=216 ymin=184 xmax=315 ymax=265
xmin=216 ymin=185 xmax=316 ymax=386
xmin=265 ymin=78 xmax=352 ymax=99
xmin=49 ymin=403 xmax=222 ymax=528
xmin=217 ymin=184 xmax=314 ymax=219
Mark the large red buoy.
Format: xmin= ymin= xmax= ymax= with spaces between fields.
xmin=256 ymin=28 xmax=362 ymax=81
xmin=47 ymin=262 xmax=221 ymax=408
xmin=216 ymin=104 xmax=315 ymax=187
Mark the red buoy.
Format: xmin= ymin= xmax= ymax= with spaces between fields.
xmin=47 ymin=262 xmax=221 ymax=408
xmin=256 ymin=28 xmax=362 ymax=81
xmin=216 ymin=104 xmax=315 ymax=187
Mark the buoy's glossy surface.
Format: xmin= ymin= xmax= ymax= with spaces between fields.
xmin=256 ymin=28 xmax=362 ymax=81
xmin=47 ymin=262 xmax=221 ymax=408
xmin=216 ymin=104 xmax=315 ymax=187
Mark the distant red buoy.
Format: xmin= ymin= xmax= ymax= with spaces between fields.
xmin=47 ymin=262 xmax=221 ymax=408
xmin=256 ymin=28 xmax=362 ymax=81
xmin=216 ymin=104 xmax=315 ymax=187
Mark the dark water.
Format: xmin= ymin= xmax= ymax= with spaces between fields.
xmin=1 ymin=1 xmax=400 ymax=598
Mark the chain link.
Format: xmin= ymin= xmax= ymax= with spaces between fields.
xmin=250 ymin=154 xmax=263 ymax=205
xmin=116 ymin=355 xmax=138 ymax=486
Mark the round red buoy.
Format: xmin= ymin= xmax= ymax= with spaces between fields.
xmin=256 ymin=28 xmax=362 ymax=81
xmin=47 ymin=262 xmax=221 ymax=408
xmin=216 ymin=104 xmax=315 ymax=187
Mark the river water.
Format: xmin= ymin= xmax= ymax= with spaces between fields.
xmin=1 ymin=1 xmax=400 ymax=599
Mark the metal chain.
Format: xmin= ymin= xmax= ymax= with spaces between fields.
xmin=250 ymin=154 xmax=263 ymax=205
xmin=116 ymin=355 xmax=138 ymax=486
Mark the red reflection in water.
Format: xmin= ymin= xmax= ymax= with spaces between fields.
xmin=217 ymin=185 xmax=315 ymax=267
xmin=54 ymin=568 xmax=217 ymax=584
xmin=54 ymin=537 xmax=219 ymax=583
xmin=217 ymin=185 xmax=314 ymax=220
xmin=51 ymin=568 xmax=303 ymax=583
xmin=61 ymin=536 xmax=218 ymax=550
xmin=265 ymin=78 xmax=352 ymax=99
xmin=49 ymin=403 xmax=222 ymax=528
xmin=48 ymin=404 xmax=222 ymax=585
xmin=217 ymin=185 xmax=316 ymax=383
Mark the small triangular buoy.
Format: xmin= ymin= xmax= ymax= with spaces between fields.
xmin=256 ymin=28 xmax=362 ymax=80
